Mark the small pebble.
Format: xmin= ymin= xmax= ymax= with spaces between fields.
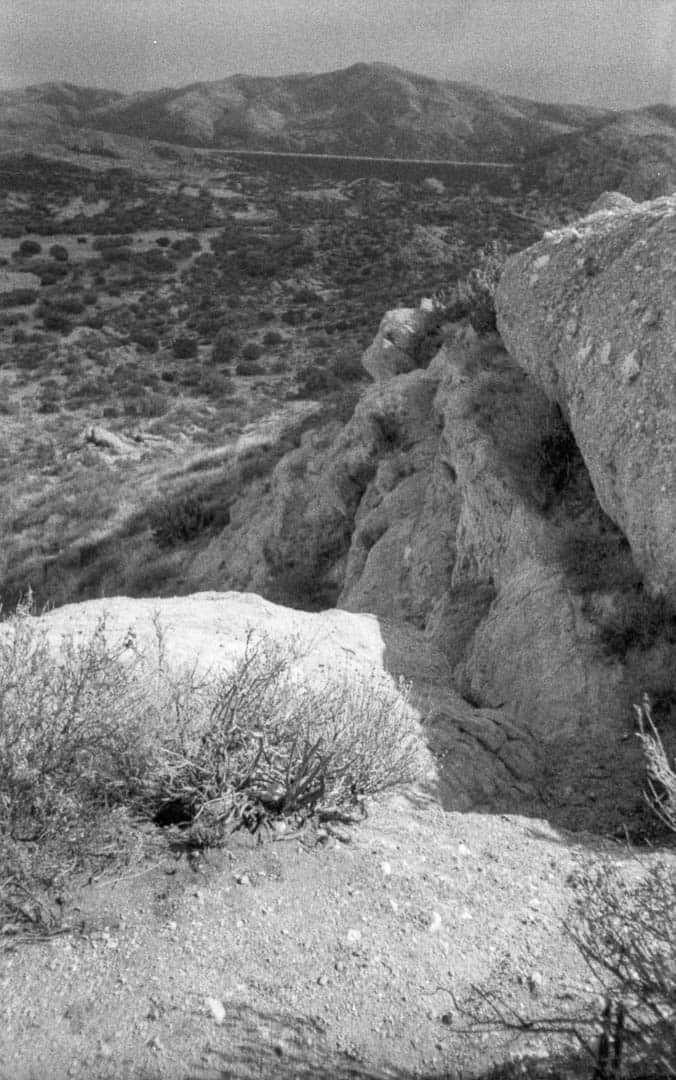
xmin=206 ymin=997 xmax=226 ymax=1024
xmin=428 ymin=911 xmax=442 ymax=934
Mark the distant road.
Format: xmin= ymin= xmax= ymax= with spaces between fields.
xmin=211 ymin=148 xmax=518 ymax=169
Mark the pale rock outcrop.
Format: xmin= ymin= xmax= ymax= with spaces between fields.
xmin=496 ymin=192 xmax=676 ymax=602
xmin=428 ymin=330 xmax=629 ymax=740
xmin=198 ymin=360 xmax=455 ymax=615
xmin=28 ymin=590 xmax=542 ymax=816
xmin=180 ymin=266 xmax=674 ymax=825
xmin=361 ymin=305 xmax=439 ymax=381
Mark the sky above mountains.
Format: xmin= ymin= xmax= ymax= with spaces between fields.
xmin=1 ymin=0 xmax=673 ymax=109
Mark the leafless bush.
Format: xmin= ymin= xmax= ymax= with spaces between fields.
xmin=147 ymin=632 xmax=424 ymax=842
xmin=635 ymin=695 xmax=676 ymax=834
xmin=0 ymin=605 xmax=423 ymax=936
xmin=567 ymin=695 xmax=676 ymax=1078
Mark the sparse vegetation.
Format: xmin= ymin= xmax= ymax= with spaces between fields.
xmin=148 ymin=490 xmax=230 ymax=547
xmin=453 ymin=240 xmax=509 ymax=334
xmin=0 ymin=604 xmax=423 ymax=935
xmin=567 ymin=695 xmax=676 ymax=1079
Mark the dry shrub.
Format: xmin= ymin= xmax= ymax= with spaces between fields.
xmin=568 ymin=696 xmax=676 ymax=1078
xmin=0 ymin=600 xmax=172 ymax=934
xmin=455 ymin=241 xmax=509 ymax=335
xmin=147 ymin=632 xmax=424 ymax=842
xmin=636 ymin=695 xmax=676 ymax=838
xmin=0 ymin=606 xmax=423 ymax=936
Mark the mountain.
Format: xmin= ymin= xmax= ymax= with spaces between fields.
xmin=0 ymin=62 xmax=611 ymax=161
xmin=522 ymin=103 xmax=676 ymax=200
xmin=2 ymin=63 xmax=676 ymax=201
xmin=0 ymin=81 xmax=123 ymax=130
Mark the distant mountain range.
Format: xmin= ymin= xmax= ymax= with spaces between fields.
xmin=2 ymin=62 xmax=676 ymax=199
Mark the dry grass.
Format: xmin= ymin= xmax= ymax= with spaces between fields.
xmin=0 ymin=602 xmax=424 ymax=939
xmin=567 ymin=696 xmax=676 ymax=1079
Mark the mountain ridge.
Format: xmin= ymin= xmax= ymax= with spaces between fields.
xmin=0 ymin=62 xmax=615 ymax=161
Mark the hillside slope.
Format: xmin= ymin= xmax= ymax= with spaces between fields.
xmin=0 ymin=63 xmax=610 ymax=160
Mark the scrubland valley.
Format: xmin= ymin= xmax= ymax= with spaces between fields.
xmin=0 ymin=64 xmax=675 ymax=1080
xmin=0 ymin=144 xmax=542 ymax=609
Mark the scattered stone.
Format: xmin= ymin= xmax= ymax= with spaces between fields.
xmin=428 ymin=911 xmax=442 ymax=934
xmin=620 ymin=351 xmax=641 ymax=384
xmin=205 ymin=997 xmax=226 ymax=1025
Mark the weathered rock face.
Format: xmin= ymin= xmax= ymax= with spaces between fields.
xmin=496 ymin=193 xmax=676 ymax=603
xmin=361 ymin=306 xmax=439 ymax=381
xmin=175 ymin=200 xmax=676 ymax=826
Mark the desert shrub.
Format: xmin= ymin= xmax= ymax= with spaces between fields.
xmin=295 ymin=363 xmax=338 ymax=398
xmin=241 ymin=341 xmax=262 ymax=362
xmin=129 ymin=327 xmax=159 ymax=352
xmin=0 ymin=607 xmax=423 ymax=933
xmin=200 ymin=372 xmax=234 ymax=397
xmin=171 ymin=235 xmax=201 ymax=257
xmin=172 ymin=335 xmax=198 ymax=359
xmin=636 ymin=695 xmax=676 ymax=833
xmin=0 ymin=288 xmax=38 ymax=308
xmin=17 ymin=239 xmax=42 ymax=257
xmin=34 ymin=261 xmax=69 ymax=285
xmin=330 ymin=349 xmax=367 ymax=383
xmin=49 ymin=244 xmax=69 ymax=262
xmin=44 ymin=295 xmax=85 ymax=316
xmin=0 ymin=604 xmax=170 ymax=930
xmin=148 ymin=490 xmax=228 ymax=547
xmin=41 ymin=311 xmax=72 ymax=334
xmin=211 ymin=329 xmax=240 ymax=365
xmin=102 ymin=245 xmax=132 ymax=264
xmin=147 ymin=631 xmax=424 ymax=839
xmin=568 ymin=695 xmax=676 ymax=1078
xmin=454 ymin=241 xmax=508 ymax=335
xmin=235 ymin=357 xmax=265 ymax=376
xmin=569 ymin=860 xmax=675 ymax=1078
xmin=131 ymin=391 xmax=169 ymax=418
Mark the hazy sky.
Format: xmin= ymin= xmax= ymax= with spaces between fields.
xmin=1 ymin=0 xmax=674 ymax=109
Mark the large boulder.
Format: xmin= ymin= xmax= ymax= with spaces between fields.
xmin=496 ymin=193 xmax=676 ymax=602
xmin=24 ymin=590 xmax=541 ymax=817
xmin=179 ymin=311 xmax=672 ymax=830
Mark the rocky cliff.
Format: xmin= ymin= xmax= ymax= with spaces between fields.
xmin=183 ymin=190 xmax=676 ymax=829
xmin=19 ymin=192 xmax=674 ymax=831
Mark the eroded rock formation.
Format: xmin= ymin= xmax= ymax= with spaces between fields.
xmin=38 ymin=193 xmax=675 ymax=829
xmin=182 ymin=193 xmax=676 ymax=827
xmin=496 ymin=192 xmax=676 ymax=603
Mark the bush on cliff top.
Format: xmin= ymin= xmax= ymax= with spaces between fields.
xmin=0 ymin=601 xmax=423 ymax=936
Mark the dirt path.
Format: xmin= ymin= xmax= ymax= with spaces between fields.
xmin=3 ymin=792 xmax=668 ymax=1080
